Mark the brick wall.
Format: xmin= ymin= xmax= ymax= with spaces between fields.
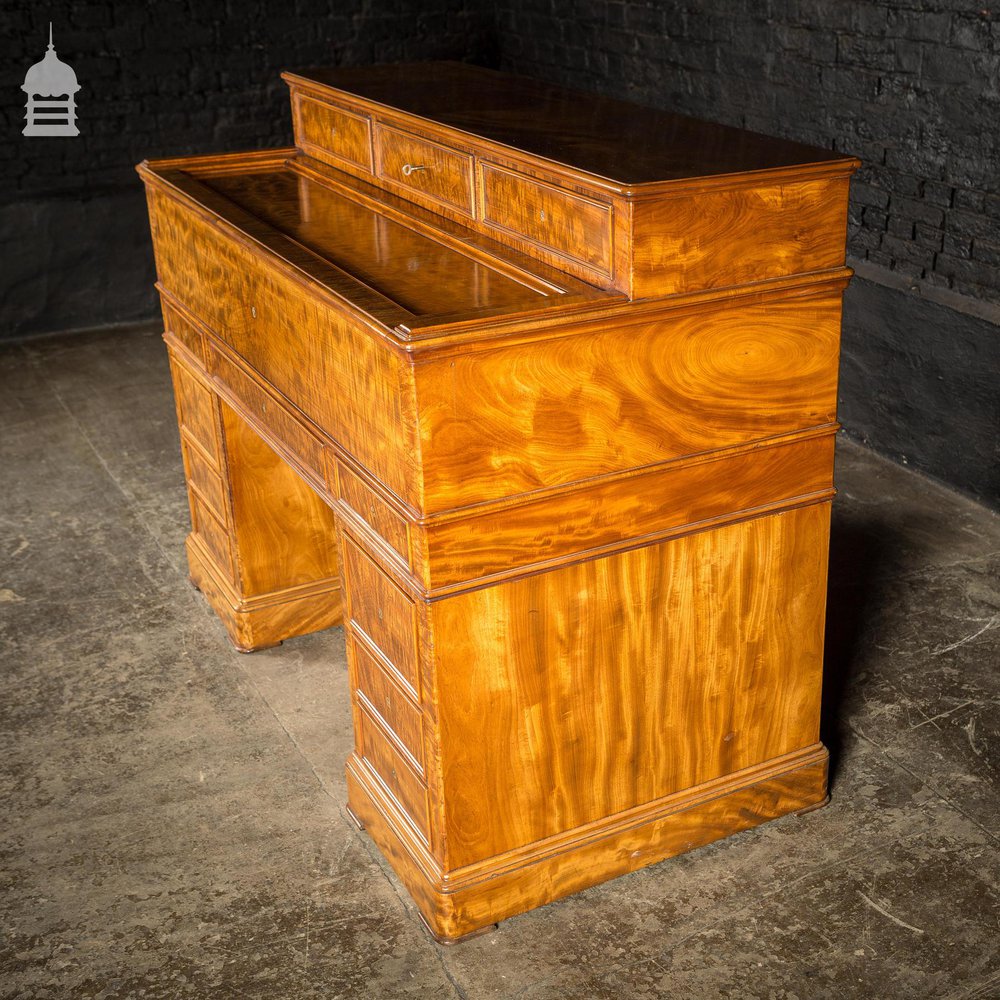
xmin=496 ymin=0 xmax=1000 ymax=305
xmin=1 ymin=0 xmax=496 ymax=337
xmin=3 ymin=0 xmax=495 ymax=201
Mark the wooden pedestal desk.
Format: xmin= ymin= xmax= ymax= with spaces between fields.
xmin=138 ymin=62 xmax=859 ymax=942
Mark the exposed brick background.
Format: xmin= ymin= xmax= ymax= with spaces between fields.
xmin=0 ymin=0 xmax=496 ymax=337
xmin=496 ymin=0 xmax=1000 ymax=305
xmin=2 ymin=0 xmax=496 ymax=201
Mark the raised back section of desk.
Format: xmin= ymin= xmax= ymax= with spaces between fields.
xmin=138 ymin=61 xmax=858 ymax=941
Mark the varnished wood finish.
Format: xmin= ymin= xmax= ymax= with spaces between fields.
xmin=480 ymin=163 xmax=614 ymax=276
xmin=139 ymin=62 xmax=857 ymax=940
xmin=294 ymin=93 xmax=373 ymax=174
xmin=283 ymin=62 xmax=858 ymax=293
xmin=374 ymin=123 xmax=475 ymax=218
xmin=287 ymin=62 xmax=850 ymax=185
xmin=164 ymin=329 xmax=342 ymax=653
xmin=346 ymin=744 xmax=829 ymax=942
xmin=431 ymin=504 xmax=830 ymax=868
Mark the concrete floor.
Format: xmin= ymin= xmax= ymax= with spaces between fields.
xmin=0 ymin=324 xmax=998 ymax=1000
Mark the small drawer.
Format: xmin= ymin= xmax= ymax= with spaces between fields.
xmin=182 ymin=439 xmax=226 ymax=521
xmin=295 ymin=95 xmax=373 ymax=172
xmin=480 ymin=163 xmax=613 ymax=274
xmin=352 ymin=637 xmax=423 ymax=769
xmin=343 ymin=536 xmax=420 ymax=695
xmin=169 ymin=358 xmax=220 ymax=465
xmin=375 ymin=124 xmax=474 ymax=217
xmin=190 ymin=492 xmax=234 ymax=581
xmin=207 ymin=346 xmax=325 ymax=488
xmin=337 ymin=462 xmax=410 ymax=566
xmin=162 ymin=301 xmax=205 ymax=365
xmin=358 ymin=705 xmax=429 ymax=842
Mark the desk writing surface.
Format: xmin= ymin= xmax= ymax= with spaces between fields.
xmin=152 ymin=158 xmax=617 ymax=335
xmin=202 ymin=169 xmax=558 ymax=318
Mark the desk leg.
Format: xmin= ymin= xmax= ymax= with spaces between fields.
xmin=168 ymin=350 xmax=343 ymax=651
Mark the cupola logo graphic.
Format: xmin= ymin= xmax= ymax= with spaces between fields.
xmin=22 ymin=23 xmax=80 ymax=137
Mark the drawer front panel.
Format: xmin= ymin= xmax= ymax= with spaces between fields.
xmin=343 ymin=536 xmax=419 ymax=695
xmin=207 ymin=345 xmax=326 ymax=488
xmin=190 ymin=493 xmax=234 ymax=581
xmin=182 ymin=438 xmax=227 ymax=520
xmin=358 ymin=706 xmax=429 ymax=841
xmin=481 ymin=164 xmax=613 ymax=274
xmin=375 ymin=124 xmax=474 ymax=216
xmin=170 ymin=359 xmax=221 ymax=464
xmin=296 ymin=96 xmax=373 ymax=172
xmin=162 ymin=301 xmax=205 ymax=365
xmin=337 ymin=462 xmax=410 ymax=566
xmin=352 ymin=638 xmax=424 ymax=770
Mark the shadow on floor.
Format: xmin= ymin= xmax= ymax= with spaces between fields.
xmin=822 ymin=512 xmax=889 ymax=789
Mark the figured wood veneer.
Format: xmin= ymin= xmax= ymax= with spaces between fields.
xmin=139 ymin=61 xmax=858 ymax=941
xmin=295 ymin=94 xmax=373 ymax=173
xmin=165 ymin=339 xmax=343 ymax=652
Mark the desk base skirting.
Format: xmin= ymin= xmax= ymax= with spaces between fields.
xmin=186 ymin=534 xmax=343 ymax=652
xmin=346 ymin=742 xmax=829 ymax=942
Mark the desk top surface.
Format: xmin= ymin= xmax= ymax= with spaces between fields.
xmin=145 ymin=154 xmax=617 ymax=337
xmin=286 ymin=61 xmax=854 ymax=187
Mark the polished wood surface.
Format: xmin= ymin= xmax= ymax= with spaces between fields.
xmin=287 ymin=62 xmax=850 ymax=185
xmin=284 ymin=64 xmax=858 ymax=292
xmin=138 ymin=61 xmax=857 ymax=941
xmin=432 ymin=504 xmax=829 ymax=868
xmin=165 ymin=334 xmax=343 ymax=652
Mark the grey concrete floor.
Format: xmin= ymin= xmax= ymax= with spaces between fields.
xmin=1 ymin=324 xmax=998 ymax=1000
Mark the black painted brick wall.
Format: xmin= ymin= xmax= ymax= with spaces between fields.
xmin=1 ymin=0 xmax=496 ymax=337
xmin=3 ymin=0 xmax=496 ymax=198
xmin=496 ymin=0 xmax=1000 ymax=305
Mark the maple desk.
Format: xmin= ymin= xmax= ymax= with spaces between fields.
xmin=139 ymin=62 xmax=858 ymax=942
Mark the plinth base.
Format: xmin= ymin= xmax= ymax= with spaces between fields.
xmin=346 ymin=742 xmax=829 ymax=942
xmin=186 ymin=535 xmax=343 ymax=652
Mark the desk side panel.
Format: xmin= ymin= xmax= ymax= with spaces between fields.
xmin=412 ymin=287 xmax=842 ymax=512
xmin=631 ymin=175 xmax=852 ymax=297
xmin=431 ymin=502 xmax=830 ymax=870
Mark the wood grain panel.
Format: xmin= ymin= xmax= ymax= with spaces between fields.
xmin=375 ymin=124 xmax=474 ymax=217
xmin=168 ymin=354 xmax=221 ymax=464
xmin=414 ymin=291 xmax=842 ymax=511
xmin=208 ymin=342 xmax=326 ymax=487
xmin=346 ymin=745 xmax=828 ymax=942
xmin=186 ymin=535 xmax=343 ymax=654
xmin=632 ymin=176 xmax=851 ymax=296
xmin=220 ymin=399 xmax=340 ymax=598
xmin=337 ymin=460 xmax=411 ymax=566
xmin=181 ymin=437 xmax=226 ymax=520
xmin=352 ymin=637 xmax=425 ymax=770
xmin=417 ymin=433 xmax=834 ymax=590
xmin=286 ymin=63 xmax=856 ymax=188
xmin=200 ymin=169 xmax=556 ymax=321
xmin=148 ymin=187 xmax=421 ymax=507
xmin=432 ymin=504 xmax=830 ymax=868
xmin=343 ymin=536 xmax=420 ymax=694
xmin=161 ymin=299 xmax=205 ymax=364
xmin=480 ymin=163 xmax=613 ymax=274
xmin=357 ymin=706 xmax=429 ymax=842
xmin=189 ymin=492 xmax=235 ymax=583
xmin=148 ymin=188 xmax=251 ymax=347
xmin=295 ymin=95 xmax=373 ymax=172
